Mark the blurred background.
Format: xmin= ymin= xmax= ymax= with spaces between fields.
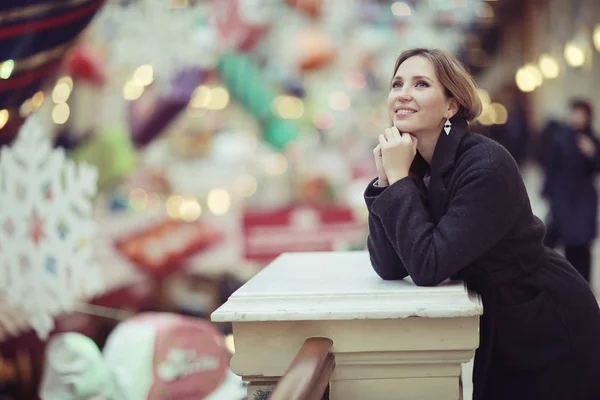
xmin=0 ymin=0 xmax=599 ymax=398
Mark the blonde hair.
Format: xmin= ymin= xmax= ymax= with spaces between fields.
xmin=393 ymin=48 xmax=483 ymax=122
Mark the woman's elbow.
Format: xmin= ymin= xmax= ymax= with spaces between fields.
xmin=410 ymin=274 xmax=444 ymax=287
xmin=375 ymin=268 xmax=408 ymax=281
xmin=369 ymin=257 xmax=407 ymax=281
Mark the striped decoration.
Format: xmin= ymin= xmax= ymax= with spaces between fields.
xmin=0 ymin=0 xmax=106 ymax=142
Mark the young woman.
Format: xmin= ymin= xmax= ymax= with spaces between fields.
xmin=365 ymin=48 xmax=600 ymax=400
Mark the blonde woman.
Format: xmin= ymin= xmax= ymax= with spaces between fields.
xmin=365 ymin=48 xmax=600 ymax=400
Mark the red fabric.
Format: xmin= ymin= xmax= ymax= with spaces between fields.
xmin=0 ymin=0 xmax=105 ymax=39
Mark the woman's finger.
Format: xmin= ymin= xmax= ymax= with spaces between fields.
xmin=391 ymin=127 xmax=402 ymax=140
xmin=399 ymin=132 xmax=412 ymax=145
xmin=378 ymin=134 xmax=387 ymax=145
xmin=384 ymin=128 xmax=393 ymax=142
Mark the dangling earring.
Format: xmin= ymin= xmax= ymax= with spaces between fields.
xmin=444 ymin=118 xmax=452 ymax=135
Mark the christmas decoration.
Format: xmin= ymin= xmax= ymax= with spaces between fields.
xmin=40 ymin=333 xmax=119 ymax=400
xmin=104 ymin=313 xmax=237 ymax=399
xmin=218 ymin=54 xmax=299 ymax=149
xmin=242 ymin=204 xmax=365 ymax=264
xmin=94 ymin=0 xmax=212 ymax=84
xmin=71 ymin=123 xmax=137 ymax=190
xmin=0 ymin=116 xmax=102 ymax=339
xmin=39 ymin=313 xmax=245 ymax=400
xmin=115 ymin=219 xmax=224 ymax=279
xmin=65 ymin=45 xmax=107 ymax=86
xmin=297 ymin=26 xmax=336 ymax=71
xmin=212 ymin=0 xmax=281 ymax=52
xmin=287 ymin=0 xmax=322 ymax=18
xmin=129 ymin=68 xmax=207 ymax=148
xmin=0 ymin=0 xmax=106 ymax=141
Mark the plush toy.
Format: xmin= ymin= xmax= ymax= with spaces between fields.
xmin=39 ymin=313 xmax=246 ymax=399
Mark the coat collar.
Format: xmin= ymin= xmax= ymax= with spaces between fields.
xmin=409 ymin=117 xmax=470 ymax=222
xmin=409 ymin=116 xmax=469 ymax=178
xmin=430 ymin=116 xmax=469 ymax=177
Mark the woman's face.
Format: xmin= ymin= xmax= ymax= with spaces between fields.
xmin=387 ymin=56 xmax=454 ymax=136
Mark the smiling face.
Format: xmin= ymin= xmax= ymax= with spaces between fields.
xmin=387 ymin=55 xmax=456 ymax=137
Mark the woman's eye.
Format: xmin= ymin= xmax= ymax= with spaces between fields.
xmin=416 ymin=81 xmax=429 ymax=88
xmin=392 ymin=82 xmax=402 ymax=88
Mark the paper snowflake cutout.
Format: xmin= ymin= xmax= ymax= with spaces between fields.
xmin=93 ymin=0 xmax=216 ymax=84
xmin=0 ymin=116 xmax=103 ymax=339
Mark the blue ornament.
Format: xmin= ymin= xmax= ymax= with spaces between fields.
xmin=109 ymin=193 xmax=129 ymax=212
xmin=46 ymin=257 xmax=56 ymax=274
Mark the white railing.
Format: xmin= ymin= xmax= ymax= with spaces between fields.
xmin=212 ymin=251 xmax=482 ymax=400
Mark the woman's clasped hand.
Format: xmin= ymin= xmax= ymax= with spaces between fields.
xmin=374 ymin=126 xmax=418 ymax=186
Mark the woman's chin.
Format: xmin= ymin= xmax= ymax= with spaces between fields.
xmin=392 ymin=121 xmax=415 ymax=133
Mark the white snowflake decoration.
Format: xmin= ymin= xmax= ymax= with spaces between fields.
xmin=0 ymin=116 xmax=103 ymax=339
xmin=93 ymin=0 xmax=216 ymax=84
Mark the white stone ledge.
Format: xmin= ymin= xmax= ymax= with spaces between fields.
xmin=211 ymin=251 xmax=483 ymax=400
xmin=212 ymin=251 xmax=482 ymax=323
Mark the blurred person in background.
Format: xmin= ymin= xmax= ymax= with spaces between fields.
xmin=487 ymin=87 xmax=529 ymax=167
xmin=541 ymin=99 xmax=600 ymax=283
xmin=364 ymin=48 xmax=600 ymax=400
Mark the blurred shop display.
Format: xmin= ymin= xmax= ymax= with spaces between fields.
xmin=0 ymin=0 xmax=558 ymax=398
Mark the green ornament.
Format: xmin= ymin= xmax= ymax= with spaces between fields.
xmin=218 ymin=54 xmax=276 ymax=122
xmin=264 ymin=119 xmax=298 ymax=150
xmin=71 ymin=124 xmax=137 ymax=191
xmin=217 ymin=55 xmax=299 ymax=149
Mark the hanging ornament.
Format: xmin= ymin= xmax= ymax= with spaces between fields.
xmin=114 ymin=219 xmax=224 ymax=279
xmin=287 ymin=0 xmax=322 ymax=18
xmin=212 ymin=0 xmax=281 ymax=52
xmin=71 ymin=123 xmax=138 ymax=191
xmin=217 ymin=55 xmax=299 ymax=149
xmin=0 ymin=0 xmax=105 ymax=142
xmin=129 ymin=68 xmax=208 ymax=149
xmin=218 ymin=55 xmax=277 ymax=120
xmin=264 ymin=119 xmax=299 ymax=150
xmin=0 ymin=115 xmax=102 ymax=339
xmin=65 ymin=45 xmax=107 ymax=86
xmin=297 ymin=27 xmax=336 ymax=72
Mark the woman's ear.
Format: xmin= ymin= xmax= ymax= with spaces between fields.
xmin=446 ymin=98 xmax=459 ymax=119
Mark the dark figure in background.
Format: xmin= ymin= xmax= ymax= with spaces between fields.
xmin=541 ymin=99 xmax=600 ymax=282
xmin=488 ymin=87 xmax=529 ymax=167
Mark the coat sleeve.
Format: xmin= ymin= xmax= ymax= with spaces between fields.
xmin=370 ymin=168 xmax=515 ymax=286
xmin=582 ymin=136 xmax=600 ymax=172
xmin=541 ymin=132 xmax=559 ymax=198
xmin=364 ymin=179 xmax=409 ymax=280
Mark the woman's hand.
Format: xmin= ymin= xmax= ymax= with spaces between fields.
xmin=373 ymin=144 xmax=389 ymax=186
xmin=379 ymin=127 xmax=418 ymax=184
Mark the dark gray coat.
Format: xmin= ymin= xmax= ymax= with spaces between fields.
xmin=542 ymin=122 xmax=600 ymax=245
xmin=365 ymin=117 xmax=600 ymax=400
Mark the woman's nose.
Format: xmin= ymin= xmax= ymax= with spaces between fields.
xmin=396 ymin=87 xmax=412 ymax=101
